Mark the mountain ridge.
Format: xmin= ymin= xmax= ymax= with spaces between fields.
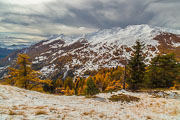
xmin=45 ymin=24 xmax=180 ymax=44
xmin=0 ymin=24 xmax=180 ymax=80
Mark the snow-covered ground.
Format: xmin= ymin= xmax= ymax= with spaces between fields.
xmin=0 ymin=85 xmax=179 ymax=120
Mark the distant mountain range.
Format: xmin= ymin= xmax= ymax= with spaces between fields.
xmin=0 ymin=44 xmax=30 ymax=50
xmin=0 ymin=24 xmax=180 ymax=80
xmin=0 ymin=44 xmax=30 ymax=59
xmin=0 ymin=48 xmax=15 ymax=58
xmin=0 ymin=41 xmax=33 ymax=58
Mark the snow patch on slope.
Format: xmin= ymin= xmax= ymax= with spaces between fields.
xmin=40 ymin=64 xmax=57 ymax=77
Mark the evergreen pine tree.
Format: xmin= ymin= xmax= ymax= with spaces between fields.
xmin=147 ymin=53 xmax=178 ymax=88
xmin=55 ymin=78 xmax=63 ymax=88
xmin=177 ymin=63 xmax=180 ymax=84
xmin=74 ymin=77 xmax=80 ymax=95
xmin=64 ymin=77 xmax=74 ymax=90
xmin=77 ymin=78 xmax=85 ymax=95
xmin=84 ymin=76 xmax=99 ymax=97
xmin=128 ymin=40 xmax=146 ymax=90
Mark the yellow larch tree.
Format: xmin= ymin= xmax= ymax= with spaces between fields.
xmin=7 ymin=54 xmax=51 ymax=90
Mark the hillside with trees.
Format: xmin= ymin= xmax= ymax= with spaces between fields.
xmin=2 ymin=40 xmax=179 ymax=96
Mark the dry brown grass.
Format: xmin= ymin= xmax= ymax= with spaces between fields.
xmin=0 ymin=93 xmax=8 ymax=99
xmin=99 ymin=113 xmax=106 ymax=118
xmin=9 ymin=110 xmax=17 ymax=115
xmin=21 ymin=106 xmax=32 ymax=110
xmin=168 ymin=107 xmax=180 ymax=116
xmin=35 ymin=110 xmax=48 ymax=115
xmin=9 ymin=109 xmax=24 ymax=116
xmin=146 ymin=116 xmax=152 ymax=119
xmin=49 ymin=107 xmax=58 ymax=113
xmin=82 ymin=110 xmax=95 ymax=116
xmin=20 ymin=105 xmax=48 ymax=111
xmin=108 ymin=94 xmax=140 ymax=102
xmin=34 ymin=106 xmax=48 ymax=109
xmin=17 ymin=111 xmax=25 ymax=116
xmin=0 ymin=110 xmax=8 ymax=114
xmin=62 ymin=114 xmax=66 ymax=120
xmin=12 ymin=106 xmax=19 ymax=110
xmin=71 ymin=108 xmax=76 ymax=111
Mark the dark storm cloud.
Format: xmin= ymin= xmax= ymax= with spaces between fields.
xmin=43 ymin=0 xmax=153 ymax=28
xmin=0 ymin=0 xmax=179 ymax=45
xmin=36 ymin=0 xmax=180 ymax=29
xmin=65 ymin=0 xmax=153 ymax=28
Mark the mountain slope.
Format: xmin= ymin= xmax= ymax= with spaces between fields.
xmin=0 ymin=24 xmax=180 ymax=79
xmin=0 ymin=85 xmax=179 ymax=120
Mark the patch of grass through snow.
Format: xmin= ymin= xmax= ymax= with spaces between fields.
xmin=82 ymin=110 xmax=95 ymax=116
xmin=35 ymin=110 xmax=48 ymax=115
xmin=9 ymin=109 xmax=24 ymax=116
xmin=108 ymin=94 xmax=140 ymax=102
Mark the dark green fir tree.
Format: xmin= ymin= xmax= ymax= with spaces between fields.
xmin=85 ymin=76 xmax=99 ymax=97
xmin=128 ymin=40 xmax=146 ymax=90
xmin=147 ymin=53 xmax=178 ymax=88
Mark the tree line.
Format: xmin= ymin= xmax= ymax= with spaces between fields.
xmin=2 ymin=40 xmax=180 ymax=96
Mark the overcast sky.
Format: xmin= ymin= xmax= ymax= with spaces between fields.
xmin=0 ymin=0 xmax=180 ymax=45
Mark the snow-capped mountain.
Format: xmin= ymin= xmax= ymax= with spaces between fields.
xmin=0 ymin=25 xmax=180 ymax=80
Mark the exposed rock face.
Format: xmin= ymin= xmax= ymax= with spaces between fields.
xmin=0 ymin=25 xmax=180 ymax=80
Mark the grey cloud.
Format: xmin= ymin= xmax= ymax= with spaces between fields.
xmin=41 ymin=0 xmax=159 ymax=28
xmin=0 ymin=0 xmax=180 ymax=45
xmin=1 ymin=0 xmax=180 ymax=29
